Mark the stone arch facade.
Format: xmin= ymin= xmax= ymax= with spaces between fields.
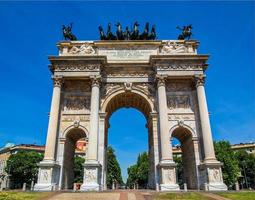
xmin=34 ymin=40 xmax=227 ymax=191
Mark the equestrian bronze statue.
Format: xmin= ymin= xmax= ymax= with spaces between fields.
xmin=62 ymin=23 xmax=77 ymax=41
xmin=98 ymin=22 xmax=157 ymax=40
xmin=177 ymin=25 xmax=193 ymax=40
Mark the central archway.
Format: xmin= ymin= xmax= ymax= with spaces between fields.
xmin=101 ymin=90 xmax=157 ymax=189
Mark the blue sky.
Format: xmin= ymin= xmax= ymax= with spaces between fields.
xmin=0 ymin=1 xmax=254 ymax=181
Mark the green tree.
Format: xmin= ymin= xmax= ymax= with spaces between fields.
xmin=126 ymin=152 xmax=149 ymax=189
xmin=106 ymin=146 xmax=123 ymax=188
xmin=235 ymin=150 xmax=255 ymax=189
xmin=74 ymin=156 xmax=85 ymax=183
xmin=173 ymin=155 xmax=184 ymax=186
xmin=126 ymin=164 xmax=138 ymax=188
xmin=5 ymin=151 xmax=43 ymax=188
xmin=136 ymin=152 xmax=149 ymax=188
xmin=214 ymin=141 xmax=240 ymax=189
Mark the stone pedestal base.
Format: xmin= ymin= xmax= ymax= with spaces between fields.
xmin=199 ymin=161 xmax=227 ymax=191
xmin=34 ymin=160 xmax=60 ymax=191
xmin=158 ymin=160 xmax=180 ymax=191
xmin=80 ymin=161 xmax=101 ymax=191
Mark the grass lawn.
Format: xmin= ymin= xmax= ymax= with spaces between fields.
xmin=0 ymin=192 xmax=52 ymax=200
xmin=154 ymin=192 xmax=215 ymax=200
xmin=217 ymin=191 xmax=255 ymax=200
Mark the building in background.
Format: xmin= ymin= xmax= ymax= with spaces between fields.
xmin=0 ymin=139 xmax=87 ymax=190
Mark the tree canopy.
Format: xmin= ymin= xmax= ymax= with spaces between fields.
xmin=106 ymin=146 xmax=123 ymax=188
xmin=235 ymin=149 xmax=255 ymax=189
xmin=5 ymin=151 xmax=43 ymax=188
xmin=214 ymin=141 xmax=240 ymax=189
xmin=126 ymin=152 xmax=149 ymax=189
xmin=74 ymin=156 xmax=85 ymax=183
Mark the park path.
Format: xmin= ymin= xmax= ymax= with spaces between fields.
xmin=47 ymin=190 xmax=153 ymax=200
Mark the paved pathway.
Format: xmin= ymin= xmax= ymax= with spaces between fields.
xmin=47 ymin=191 xmax=230 ymax=200
xmin=47 ymin=190 xmax=153 ymax=200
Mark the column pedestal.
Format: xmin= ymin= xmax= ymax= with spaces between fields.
xmin=34 ymin=161 xmax=60 ymax=191
xmin=158 ymin=161 xmax=180 ymax=191
xmin=80 ymin=161 xmax=102 ymax=191
xmin=199 ymin=161 xmax=227 ymax=191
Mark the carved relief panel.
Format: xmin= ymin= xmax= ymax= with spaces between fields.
xmin=62 ymin=80 xmax=91 ymax=114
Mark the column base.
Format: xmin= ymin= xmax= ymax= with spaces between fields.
xmin=158 ymin=160 xmax=180 ymax=191
xmin=80 ymin=160 xmax=102 ymax=191
xmin=199 ymin=161 xmax=227 ymax=191
xmin=34 ymin=160 xmax=60 ymax=191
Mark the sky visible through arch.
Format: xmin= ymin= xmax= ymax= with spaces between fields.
xmin=0 ymin=1 xmax=254 ymax=181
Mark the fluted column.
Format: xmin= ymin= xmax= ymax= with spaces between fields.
xmin=44 ymin=76 xmax=63 ymax=161
xmin=157 ymin=75 xmax=172 ymax=161
xmin=195 ymin=75 xmax=216 ymax=161
xmin=87 ymin=76 xmax=101 ymax=161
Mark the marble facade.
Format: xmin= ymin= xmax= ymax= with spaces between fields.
xmin=34 ymin=40 xmax=227 ymax=191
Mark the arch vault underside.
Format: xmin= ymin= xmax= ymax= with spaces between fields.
xmin=34 ymin=40 xmax=227 ymax=191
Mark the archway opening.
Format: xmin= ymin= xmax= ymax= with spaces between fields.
xmin=62 ymin=128 xmax=87 ymax=189
xmin=104 ymin=91 xmax=154 ymax=189
xmin=171 ymin=127 xmax=198 ymax=189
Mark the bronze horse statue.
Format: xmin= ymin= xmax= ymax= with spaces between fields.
xmin=177 ymin=25 xmax=193 ymax=40
xmin=106 ymin=23 xmax=117 ymax=40
xmin=140 ymin=22 xmax=149 ymax=40
xmin=115 ymin=22 xmax=124 ymax=40
xmin=130 ymin=21 xmax=140 ymax=40
xmin=62 ymin=23 xmax=77 ymax=41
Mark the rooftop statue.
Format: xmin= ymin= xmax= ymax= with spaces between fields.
xmin=98 ymin=22 xmax=156 ymax=40
xmin=177 ymin=25 xmax=193 ymax=40
xmin=62 ymin=23 xmax=77 ymax=41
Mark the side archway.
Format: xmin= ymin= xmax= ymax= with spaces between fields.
xmin=170 ymin=125 xmax=198 ymax=189
xmin=62 ymin=127 xmax=87 ymax=189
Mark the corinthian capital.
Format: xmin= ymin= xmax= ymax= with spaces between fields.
xmin=52 ymin=75 xmax=63 ymax=87
xmin=156 ymin=75 xmax=167 ymax=87
xmin=195 ymin=75 xmax=206 ymax=87
xmin=90 ymin=75 xmax=101 ymax=87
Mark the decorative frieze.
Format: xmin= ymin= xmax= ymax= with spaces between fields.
xmin=160 ymin=41 xmax=195 ymax=54
xmin=157 ymin=63 xmax=204 ymax=71
xmin=53 ymin=64 xmax=101 ymax=72
xmin=167 ymin=95 xmax=190 ymax=110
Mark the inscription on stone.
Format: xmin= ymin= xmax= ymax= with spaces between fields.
xmin=98 ymin=49 xmax=156 ymax=61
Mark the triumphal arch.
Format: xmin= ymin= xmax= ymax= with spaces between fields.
xmin=34 ymin=40 xmax=227 ymax=191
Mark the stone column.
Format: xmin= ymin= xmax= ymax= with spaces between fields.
xmin=195 ymin=75 xmax=216 ymax=162
xmin=44 ymin=76 xmax=63 ymax=160
xmin=34 ymin=76 xmax=62 ymax=191
xmin=81 ymin=76 xmax=101 ymax=191
xmin=86 ymin=76 xmax=100 ymax=161
xmin=156 ymin=75 xmax=179 ymax=191
xmin=156 ymin=75 xmax=172 ymax=161
xmin=195 ymin=75 xmax=227 ymax=191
